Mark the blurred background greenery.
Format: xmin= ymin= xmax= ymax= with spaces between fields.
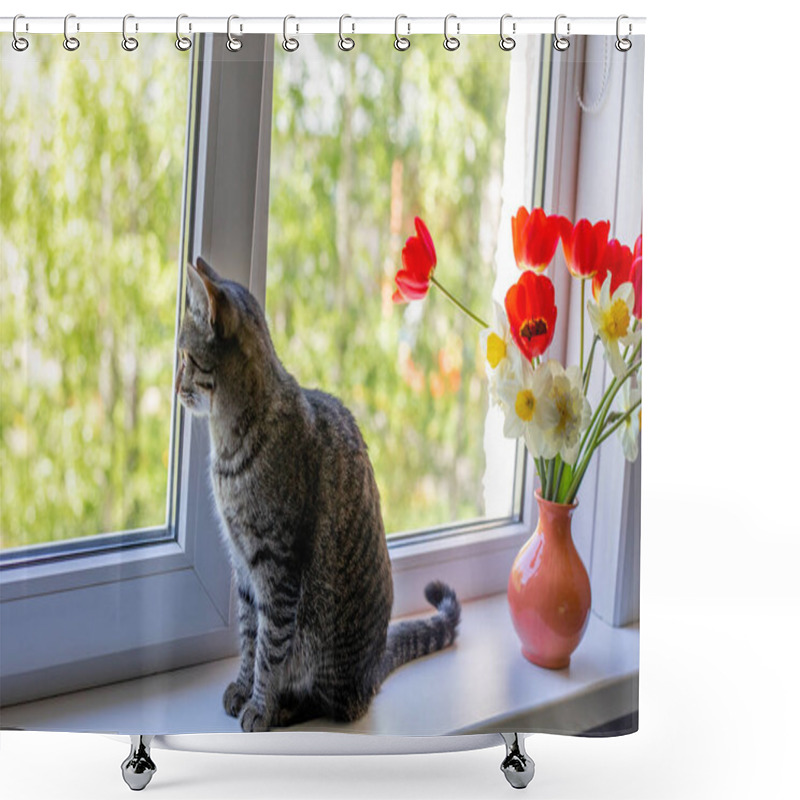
xmin=1 ymin=36 xmax=187 ymax=550
xmin=1 ymin=34 xmax=511 ymax=550
xmin=266 ymin=35 xmax=511 ymax=534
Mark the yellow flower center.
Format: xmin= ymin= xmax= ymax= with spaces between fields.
xmin=602 ymin=298 xmax=631 ymax=340
xmin=515 ymin=389 xmax=536 ymax=422
xmin=486 ymin=333 xmax=507 ymax=369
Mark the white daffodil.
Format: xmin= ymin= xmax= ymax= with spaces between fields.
xmin=480 ymin=300 xmax=523 ymax=407
xmin=541 ymin=360 xmax=592 ymax=465
xmin=616 ymin=380 xmax=641 ymax=462
xmin=587 ymin=274 xmax=641 ymax=378
xmin=497 ymin=358 xmax=559 ymax=459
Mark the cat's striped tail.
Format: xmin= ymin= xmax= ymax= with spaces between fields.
xmin=378 ymin=580 xmax=461 ymax=683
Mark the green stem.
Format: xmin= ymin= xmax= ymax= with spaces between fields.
xmin=430 ymin=276 xmax=488 ymax=328
xmin=579 ymin=279 xmax=586 ymax=374
xmin=546 ymin=458 xmax=556 ymax=500
xmin=583 ymin=336 xmax=599 ymax=393
xmin=575 ymin=362 xmax=622 ymax=466
xmin=595 ymin=398 xmax=642 ymax=448
xmin=536 ymin=456 xmax=547 ymax=495
xmin=553 ymin=459 xmax=566 ymax=499
xmin=564 ymin=358 xmax=643 ymax=503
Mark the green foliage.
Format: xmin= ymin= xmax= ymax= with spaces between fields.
xmin=0 ymin=34 xmax=511 ymax=549
xmin=267 ymin=36 xmax=510 ymax=534
xmin=0 ymin=37 xmax=188 ymax=548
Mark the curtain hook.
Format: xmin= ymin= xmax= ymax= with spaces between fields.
xmin=338 ymin=14 xmax=355 ymax=51
xmin=12 ymin=14 xmax=29 ymax=52
xmin=63 ymin=13 xmax=80 ymax=51
xmin=122 ymin=14 xmax=139 ymax=51
xmin=394 ymin=15 xmax=410 ymax=51
xmin=615 ymin=15 xmax=632 ymax=51
xmin=175 ymin=14 xmax=192 ymax=51
xmin=443 ymin=13 xmax=460 ymax=51
xmin=553 ymin=14 xmax=570 ymax=51
xmin=282 ymin=15 xmax=299 ymax=52
xmin=226 ymin=15 xmax=242 ymax=52
xmin=499 ymin=14 xmax=516 ymax=51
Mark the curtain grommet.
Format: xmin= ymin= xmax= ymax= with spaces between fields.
xmin=499 ymin=14 xmax=516 ymax=51
xmin=121 ymin=14 xmax=139 ymax=52
xmin=553 ymin=14 xmax=570 ymax=51
xmin=175 ymin=14 xmax=192 ymax=51
xmin=338 ymin=14 xmax=355 ymax=51
xmin=394 ymin=15 xmax=410 ymax=51
xmin=443 ymin=14 xmax=460 ymax=51
xmin=63 ymin=13 xmax=80 ymax=51
xmin=615 ymin=15 xmax=632 ymax=51
xmin=226 ymin=15 xmax=243 ymax=52
xmin=12 ymin=14 xmax=29 ymax=52
xmin=282 ymin=15 xmax=299 ymax=52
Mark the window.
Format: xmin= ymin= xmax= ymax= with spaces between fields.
xmin=1 ymin=35 xmax=188 ymax=557
xmin=265 ymin=35 xmax=520 ymax=536
xmin=1 ymin=32 xmax=641 ymax=707
xmin=540 ymin=35 xmax=644 ymax=626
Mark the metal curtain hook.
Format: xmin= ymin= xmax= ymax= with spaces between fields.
xmin=282 ymin=15 xmax=299 ymax=51
xmin=338 ymin=14 xmax=355 ymax=51
xmin=553 ymin=14 xmax=570 ymax=51
xmin=176 ymin=14 xmax=192 ymax=51
xmin=499 ymin=14 xmax=515 ymax=51
xmin=443 ymin=14 xmax=460 ymax=51
xmin=226 ymin=15 xmax=242 ymax=51
xmin=63 ymin=13 xmax=80 ymax=51
xmin=12 ymin=14 xmax=29 ymax=51
xmin=394 ymin=15 xmax=410 ymax=51
xmin=122 ymin=14 xmax=139 ymax=51
xmin=616 ymin=14 xmax=632 ymax=51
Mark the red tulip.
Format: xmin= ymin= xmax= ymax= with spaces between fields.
xmin=592 ymin=239 xmax=634 ymax=301
xmin=511 ymin=207 xmax=562 ymax=273
xmin=393 ymin=217 xmax=437 ymax=303
xmin=630 ymin=234 xmax=642 ymax=320
xmin=505 ymin=272 xmax=558 ymax=362
xmin=559 ymin=217 xmax=610 ymax=279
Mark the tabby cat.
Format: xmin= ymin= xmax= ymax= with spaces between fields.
xmin=175 ymin=257 xmax=461 ymax=732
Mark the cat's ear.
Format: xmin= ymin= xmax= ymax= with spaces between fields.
xmin=186 ymin=260 xmax=226 ymax=332
xmin=194 ymin=256 xmax=223 ymax=284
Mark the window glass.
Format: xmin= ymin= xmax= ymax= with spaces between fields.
xmin=0 ymin=36 xmax=188 ymax=550
xmin=266 ymin=36 xmax=516 ymax=535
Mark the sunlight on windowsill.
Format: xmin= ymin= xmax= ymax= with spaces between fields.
xmin=0 ymin=594 xmax=638 ymax=736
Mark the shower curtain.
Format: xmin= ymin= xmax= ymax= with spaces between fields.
xmin=0 ymin=24 xmax=644 ymax=742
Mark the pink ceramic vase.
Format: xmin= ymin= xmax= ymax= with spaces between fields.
xmin=507 ymin=491 xmax=591 ymax=669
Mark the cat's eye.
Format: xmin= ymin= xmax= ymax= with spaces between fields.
xmin=183 ymin=350 xmax=209 ymax=373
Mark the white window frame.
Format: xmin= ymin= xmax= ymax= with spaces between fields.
xmin=542 ymin=36 xmax=644 ymax=627
xmin=0 ymin=34 xmax=274 ymax=706
xmin=1 ymin=33 xmax=641 ymax=708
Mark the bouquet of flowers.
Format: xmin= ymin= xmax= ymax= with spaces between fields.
xmin=393 ymin=208 xmax=642 ymax=506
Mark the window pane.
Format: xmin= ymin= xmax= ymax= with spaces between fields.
xmin=266 ymin=37 xmax=515 ymax=535
xmin=0 ymin=37 xmax=189 ymax=550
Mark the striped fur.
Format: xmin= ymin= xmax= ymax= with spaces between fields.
xmin=176 ymin=258 xmax=460 ymax=731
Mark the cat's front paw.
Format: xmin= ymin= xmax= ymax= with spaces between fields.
xmin=240 ymin=701 xmax=271 ymax=732
xmin=223 ymin=681 xmax=250 ymax=717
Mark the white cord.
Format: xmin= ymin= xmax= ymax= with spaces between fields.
xmin=575 ymin=35 xmax=611 ymax=114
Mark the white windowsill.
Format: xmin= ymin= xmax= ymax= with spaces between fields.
xmin=0 ymin=593 xmax=638 ymax=736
